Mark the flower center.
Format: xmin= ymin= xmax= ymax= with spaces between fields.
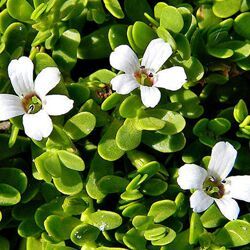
xmin=134 ymin=66 xmax=154 ymax=87
xmin=203 ymin=176 xmax=225 ymax=199
xmin=22 ymin=92 xmax=42 ymax=114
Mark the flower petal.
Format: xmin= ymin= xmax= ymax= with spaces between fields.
xmin=0 ymin=94 xmax=24 ymax=120
xmin=35 ymin=67 xmax=61 ymax=98
xmin=8 ymin=56 xmax=34 ymax=96
xmin=177 ymin=164 xmax=208 ymax=190
xmin=225 ymin=176 xmax=250 ymax=202
xmin=111 ymin=74 xmax=139 ymax=94
xmin=140 ymin=86 xmax=161 ymax=108
xmin=110 ymin=45 xmax=139 ymax=74
xmin=154 ymin=67 xmax=187 ymax=90
xmin=208 ymin=141 xmax=237 ymax=180
xmin=214 ymin=197 xmax=239 ymax=221
xmin=141 ymin=38 xmax=172 ymax=72
xmin=43 ymin=95 xmax=74 ymax=116
xmin=23 ymin=110 xmax=53 ymax=141
xmin=190 ymin=190 xmax=214 ymax=213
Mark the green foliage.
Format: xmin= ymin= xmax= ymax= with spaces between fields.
xmin=0 ymin=0 xmax=249 ymax=249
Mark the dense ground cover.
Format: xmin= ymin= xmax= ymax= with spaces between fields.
xmin=0 ymin=0 xmax=249 ymax=249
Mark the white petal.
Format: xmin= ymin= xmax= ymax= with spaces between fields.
xmin=0 ymin=94 xmax=24 ymax=120
xmin=177 ymin=164 xmax=208 ymax=190
xmin=208 ymin=141 xmax=237 ymax=180
xmin=34 ymin=67 xmax=61 ymax=98
xmin=214 ymin=197 xmax=239 ymax=221
xmin=23 ymin=110 xmax=53 ymax=141
xmin=110 ymin=45 xmax=139 ymax=74
xmin=225 ymin=176 xmax=250 ymax=202
xmin=190 ymin=190 xmax=214 ymax=213
xmin=154 ymin=67 xmax=187 ymax=90
xmin=140 ymin=86 xmax=161 ymax=108
xmin=8 ymin=56 xmax=34 ymax=96
xmin=43 ymin=95 xmax=74 ymax=116
xmin=141 ymin=38 xmax=172 ymax=72
xmin=111 ymin=74 xmax=139 ymax=94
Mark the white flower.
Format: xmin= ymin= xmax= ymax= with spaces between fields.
xmin=109 ymin=38 xmax=187 ymax=108
xmin=177 ymin=141 xmax=250 ymax=221
xmin=0 ymin=56 xmax=74 ymax=141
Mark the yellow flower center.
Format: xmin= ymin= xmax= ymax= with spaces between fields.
xmin=22 ymin=93 xmax=42 ymax=114
xmin=134 ymin=66 xmax=154 ymax=87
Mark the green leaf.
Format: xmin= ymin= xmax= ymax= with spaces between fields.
xmin=53 ymin=29 xmax=80 ymax=72
xmin=53 ymin=167 xmax=83 ymax=195
xmin=78 ymin=26 xmax=112 ymax=59
xmin=18 ymin=218 xmax=42 ymax=238
xmin=7 ymin=0 xmax=34 ymax=22
xmin=89 ymin=210 xmax=122 ymax=230
xmin=157 ymin=110 xmax=186 ymax=135
xmin=2 ymin=22 xmax=28 ymax=54
xmin=44 ymin=215 xmax=80 ymax=240
xmin=154 ymin=2 xmax=168 ymax=20
xmin=208 ymin=118 xmax=231 ymax=135
xmin=0 ymin=236 xmax=9 ymax=250
xmin=197 ymin=5 xmax=221 ymax=29
xmin=119 ymin=95 xmax=142 ymax=118
xmin=34 ymin=197 xmax=64 ymax=230
xmin=156 ymin=26 xmax=177 ymax=50
xmin=175 ymin=33 xmax=191 ymax=60
xmin=0 ymin=9 xmax=15 ymax=34
xmin=57 ymin=150 xmax=85 ymax=171
xmin=34 ymin=53 xmax=57 ymax=74
xmin=34 ymin=151 xmax=61 ymax=180
xmin=151 ymin=227 xmax=176 ymax=246
xmin=215 ymin=220 xmax=250 ymax=247
xmin=62 ymin=194 xmax=88 ymax=215
xmin=148 ymin=200 xmax=177 ymax=223
xmin=70 ymin=223 xmax=100 ymax=246
xmin=212 ymin=0 xmax=242 ymax=18
xmin=67 ymin=83 xmax=90 ymax=107
xmin=101 ymin=93 xmax=122 ymax=111
xmin=97 ymin=175 xmax=129 ymax=194
xmin=132 ymin=215 xmax=154 ymax=231
xmin=135 ymin=109 xmax=166 ymax=131
xmin=160 ymin=6 xmax=184 ymax=33
xmin=98 ymin=119 xmax=125 ymax=161
xmin=86 ymin=152 xmax=114 ymax=201
xmin=169 ymin=89 xmax=204 ymax=119
xmin=103 ymin=0 xmax=124 ymax=19
xmin=0 ymin=168 xmax=27 ymax=194
xmin=122 ymin=202 xmax=147 ymax=218
xmin=189 ymin=213 xmax=204 ymax=244
xmin=234 ymin=13 xmax=250 ymax=39
xmin=64 ymin=112 xmax=96 ymax=140
xmin=116 ymin=118 xmax=142 ymax=151
xmin=132 ymin=21 xmax=157 ymax=51
xmin=141 ymin=178 xmax=168 ymax=196
xmin=0 ymin=184 xmax=21 ymax=206
xmin=108 ymin=24 xmax=129 ymax=50
xmin=80 ymin=99 xmax=110 ymax=127
xmin=123 ymin=228 xmax=147 ymax=250
xmin=234 ymin=99 xmax=248 ymax=123
xmin=200 ymin=204 xmax=226 ymax=228
xmin=144 ymin=225 xmax=168 ymax=241
xmin=164 ymin=229 xmax=193 ymax=250
xmin=177 ymin=56 xmax=204 ymax=82
xmin=142 ymin=132 xmax=186 ymax=153
xmin=120 ymin=189 xmax=143 ymax=202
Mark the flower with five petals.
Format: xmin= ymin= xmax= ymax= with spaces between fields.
xmin=177 ymin=141 xmax=250 ymax=220
xmin=0 ymin=56 xmax=74 ymax=141
xmin=109 ymin=38 xmax=187 ymax=108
